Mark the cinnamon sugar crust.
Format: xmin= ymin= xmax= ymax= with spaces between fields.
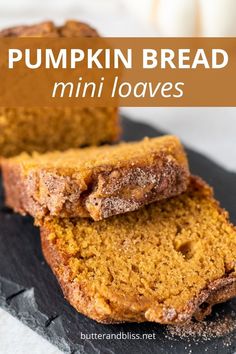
xmin=2 ymin=136 xmax=189 ymax=221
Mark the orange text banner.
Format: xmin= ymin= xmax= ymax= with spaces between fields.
xmin=0 ymin=37 xmax=235 ymax=107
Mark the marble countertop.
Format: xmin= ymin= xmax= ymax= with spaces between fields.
xmin=0 ymin=1 xmax=235 ymax=353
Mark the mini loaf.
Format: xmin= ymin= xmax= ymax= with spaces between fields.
xmin=0 ymin=20 xmax=119 ymax=157
xmin=2 ymin=135 xmax=189 ymax=221
xmin=40 ymin=176 xmax=236 ymax=324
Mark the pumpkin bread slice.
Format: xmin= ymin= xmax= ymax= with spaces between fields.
xmin=40 ymin=176 xmax=236 ymax=324
xmin=2 ymin=136 xmax=189 ymax=221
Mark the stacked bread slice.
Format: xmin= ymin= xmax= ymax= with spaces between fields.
xmin=2 ymin=136 xmax=189 ymax=221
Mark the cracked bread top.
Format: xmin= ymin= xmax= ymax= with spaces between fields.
xmin=0 ymin=20 xmax=98 ymax=37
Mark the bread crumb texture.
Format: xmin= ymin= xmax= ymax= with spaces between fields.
xmin=41 ymin=176 xmax=236 ymax=323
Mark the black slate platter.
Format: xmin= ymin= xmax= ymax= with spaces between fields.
xmin=0 ymin=117 xmax=236 ymax=354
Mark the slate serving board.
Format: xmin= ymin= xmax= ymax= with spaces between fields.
xmin=0 ymin=117 xmax=236 ymax=354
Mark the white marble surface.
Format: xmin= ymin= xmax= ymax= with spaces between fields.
xmin=0 ymin=1 xmax=236 ymax=353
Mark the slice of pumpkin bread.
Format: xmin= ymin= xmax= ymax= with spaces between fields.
xmin=2 ymin=136 xmax=189 ymax=221
xmin=40 ymin=176 xmax=236 ymax=324
xmin=0 ymin=20 xmax=119 ymax=157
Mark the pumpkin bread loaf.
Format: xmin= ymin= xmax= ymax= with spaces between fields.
xmin=40 ymin=176 xmax=236 ymax=324
xmin=2 ymin=136 xmax=189 ymax=221
xmin=0 ymin=20 xmax=119 ymax=157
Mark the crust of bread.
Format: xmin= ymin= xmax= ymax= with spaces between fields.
xmin=0 ymin=20 xmax=98 ymax=37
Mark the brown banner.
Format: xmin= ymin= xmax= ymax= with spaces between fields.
xmin=0 ymin=37 xmax=236 ymax=107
